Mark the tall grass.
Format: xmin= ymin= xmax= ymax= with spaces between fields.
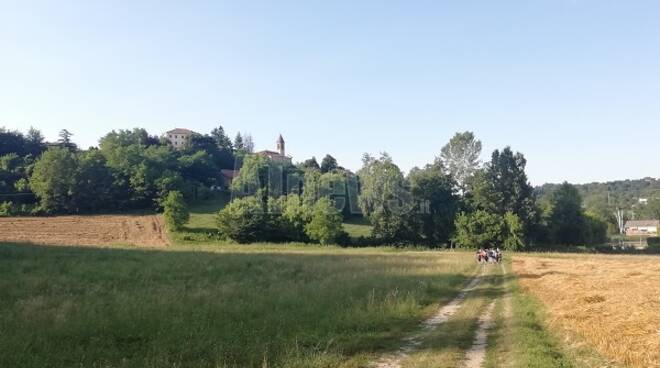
xmin=0 ymin=243 xmax=474 ymax=368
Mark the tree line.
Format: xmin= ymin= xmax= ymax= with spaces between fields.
xmin=0 ymin=126 xmax=246 ymax=215
xmin=217 ymin=132 xmax=608 ymax=248
xmin=1 ymin=126 xmax=608 ymax=248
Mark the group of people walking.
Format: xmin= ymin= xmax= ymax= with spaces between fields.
xmin=476 ymin=247 xmax=503 ymax=264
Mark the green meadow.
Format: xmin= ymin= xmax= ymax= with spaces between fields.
xmin=0 ymin=243 xmax=476 ymax=368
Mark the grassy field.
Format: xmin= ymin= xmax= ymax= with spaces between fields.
xmin=342 ymin=217 xmax=373 ymax=239
xmin=2 ymin=200 xmax=654 ymax=367
xmin=0 ymin=243 xmax=479 ymax=368
xmin=2 ymin=239 xmax=619 ymax=368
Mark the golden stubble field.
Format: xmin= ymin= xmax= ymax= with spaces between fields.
xmin=514 ymin=254 xmax=660 ymax=368
xmin=0 ymin=215 xmax=169 ymax=247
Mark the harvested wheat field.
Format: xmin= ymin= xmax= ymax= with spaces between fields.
xmin=514 ymin=255 xmax=660 ymax=368
xmin=0 ymin=215 xmax=169 ymax=247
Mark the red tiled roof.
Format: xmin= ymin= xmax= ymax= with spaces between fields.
xmin=221 ymin=169 xmax=239 ymax=179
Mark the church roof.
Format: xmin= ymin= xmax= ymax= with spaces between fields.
xmin=257 ymin=150 xmax=291 ymax=160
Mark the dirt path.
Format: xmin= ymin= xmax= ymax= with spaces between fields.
xmin=371 ymin=270 xmax=483 ymax=368
xmin=462 ymin=301 xmax=496 ymax=368
xmin=0 ymin=215 xmax=169 ymax=247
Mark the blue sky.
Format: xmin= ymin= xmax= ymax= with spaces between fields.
xmin=1 ymin=0 xmax=659 ymax=185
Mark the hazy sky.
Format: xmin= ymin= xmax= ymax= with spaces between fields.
xmin=1 ymin=0 xmax=659 ymax=185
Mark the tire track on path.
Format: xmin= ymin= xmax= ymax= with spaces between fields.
xmin=462 ymin=301 xmax=496 ymax=368
xmin=461 ymin=262 xmax=508 ymax=368
xmin=371 ymin=269 xmax=483 ymax=368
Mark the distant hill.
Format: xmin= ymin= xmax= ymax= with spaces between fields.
xmin=536 ymin=177 xmax=660 ymax=219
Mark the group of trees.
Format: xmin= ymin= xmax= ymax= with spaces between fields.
xmin=538 ymin=178 xmax=660 ymax=235
xmin=2 ymin=125 xmax=611 ymax=248
xmin=217 ymin=153 xmax=352 ymax=244
xmin=0 ymin=126 xmax=242 ymax=215
xmin=217 ymin=131 xmax=608 ymax=248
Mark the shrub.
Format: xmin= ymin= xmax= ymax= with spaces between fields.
xmin=163 ymin=191 xmax=189 ymax=231
xmin=648 ymin=237 xmax=660 ymax=249
xmin=280 ymin=194 xmax=311 ymax=242
xmin=0 ymin=201 xmax=13 ymax=217
xmin=454 ymin=210 xmax=504 ymax=249
xmin=217 ymin=196 xmax=268 ymax=243
xmin=305 ymin=197 xmax=346 ymax=245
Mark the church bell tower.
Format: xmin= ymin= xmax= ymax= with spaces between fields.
xmin=277 ymin=134 xmax=285 ymax=156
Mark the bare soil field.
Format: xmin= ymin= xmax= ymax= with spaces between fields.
xmin=0 ymin=215 xmax=169 ymax=247
xmin=514 ymin=254 xmax=660 ymax=368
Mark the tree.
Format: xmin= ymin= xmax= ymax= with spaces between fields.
xmin=163 ymin=191 xmax=190 ymax=231
xmin=453 ymin=210 xmax=524 ymax=250
xmin=188 ymin=133 xmax=234 ymax=170
xmin=548 ymin=182 xmax=585 ymax=245
xmin=584 ymin=212 xmax=608 ymax=245
xmin=243 ymin=133 xmax=255 ymax=153
xmin=320 ymin=154 xmax=338 ymax=173
xmin=281 ymin=194 xmax=311 ymax=242
xmin=544 ymin=182 xmax=608 ymax=246
xmin=178 ymin=150 xmax=220 ymax=187
xmin=301 ymin=157 xmax=321 ymax=171
xmin=231 ymin=154 xmax=270 ymax=199
xmin=454 ymin=210 xmax=505 ymax=249
xmin=357 ymin=153 xmax=414 ymax=242
xmin=58 ymin=129 xmax=76 ymax=149
xmin=234 ymin=133 xmax=245 ymax=152
xmin=639 ymin=198 xmax=660 ymax=220
xmin=305 ymin=197 xmax=346 ymax=244
xmin=25 ymin=127 xmax=46 ymax=156
xmin=0 ymin=127 xmax=45 ymax=156
xmin=503 ymin=211 xmax=525 ymax=250
xmin=29 ymin=148 xmax=78 ymax=213
xmin=439 ymin=132 xmax=482 ymax=193
xmin=408 ymin=164 xmax=459 ymax=246
xmin=210 ymin=125 xmax=233 ymax=152
xmin=217 ymin=195 xmax=269 ymax=243
xmin=469 ymin=147 xmax=538 ymax=239
xmin=72 ymin=150 xmax=117 ymax=212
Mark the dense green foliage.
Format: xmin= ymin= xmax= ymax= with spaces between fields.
xmin=2 ymin=126 xmax=238 ymax=215
xmin=468 ymin=148 xmax=538 ymax=236
xmin=544 ymin=183 xmax=607 ymax=245
xmin=216 ymin=195 xmax=271 ymax=243
xmin=305 ymin=197 xmax=346 ymax=244
xmin=407 ymin=163 xmax=459 ymax=246
xmin=537 ymin=177 xmax=660 ymax=234
xmin=3 ymin=125 xmax=619 ymax=249
xmin=357 ymin=153 xmax=414 ymax=243
xmin=163 ymin=191 xmax=190 ymax=231
xmin=454 ymin=210 xmax=524 ymax=250
xmin=320 ymin=154 xmax=339 ymax=173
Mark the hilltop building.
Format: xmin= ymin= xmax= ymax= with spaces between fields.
xmin=221 ymin=135 xmax=292 ymax=188
xmin=256 ymin=134 xmax=291 ymax=164
xmin=165 ymin=128 xmax=195 ymax=150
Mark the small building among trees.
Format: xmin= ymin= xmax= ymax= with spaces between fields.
xmin=624 ymin=220 xmax=659 ymax=236
xmin=165 ymin=128 xmax=195 ymax=150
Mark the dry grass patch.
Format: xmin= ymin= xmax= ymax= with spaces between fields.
xmin=513 ymin=254 xmax=660 ymax=368
xmin=0 ymin=215 xmax=169 ymax=247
